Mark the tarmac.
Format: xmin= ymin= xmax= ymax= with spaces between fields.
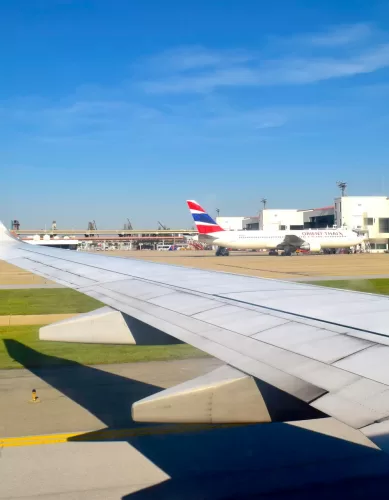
xmin=3 ymin=358 xmax=389 ymax=499
xmin=0 ymin=358 xmax=223 ymax=438
xmin=2 ymin=253 xmax=389 ymax=498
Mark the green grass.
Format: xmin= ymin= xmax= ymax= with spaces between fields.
xmin=4 ymin=278 xmax=387 ymax=370
xmin=0 ymin=325 xmax=207 ymax=369
xmin=313 ymin=278 xmax=389 ymax=295
xmin=0 ymin=289 xmax=103 ymax=315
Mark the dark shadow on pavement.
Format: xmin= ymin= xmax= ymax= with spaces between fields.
xmin=123 ymin=422 xmax=389 ymax=499
xmin=123 ymin=316 xmax=184 ymax=345
xmin=6 ymin=339 xmax=389 ymax=500
xmin=3 ymin=339 xmax=161 ymax=429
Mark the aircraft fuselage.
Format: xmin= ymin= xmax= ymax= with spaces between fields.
xmin=202 ymin=229 xmax=364 ymax=251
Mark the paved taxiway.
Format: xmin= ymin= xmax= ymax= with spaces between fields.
xmin=0 ymin=359 xmax=221 ymax=437
xmin=3 ymin=253 xmax=389 ymax=498
xmin=3 ymin=359 xmax=389 ymax=499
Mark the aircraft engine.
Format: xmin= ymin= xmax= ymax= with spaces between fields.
xmin=300 ymin=242 xmax=321 ymax=252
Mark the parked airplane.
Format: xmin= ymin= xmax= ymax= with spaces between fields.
xmin=187 ymin=200 xmax=365 ymax=256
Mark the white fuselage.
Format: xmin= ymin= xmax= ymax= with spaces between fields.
xmin=201 ymin=229 xmax=364 ymax=251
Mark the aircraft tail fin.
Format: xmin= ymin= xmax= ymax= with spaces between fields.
xmin=0 ymin=221 xmax=18 ymax=243
xmin=186 ymin=200 xmax=224 ymax=234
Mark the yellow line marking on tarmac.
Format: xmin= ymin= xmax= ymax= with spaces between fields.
xmin=1 ymin=431 xmax=83 ymax=448
xmin=0 ymin=423 xmax=237 ymax=448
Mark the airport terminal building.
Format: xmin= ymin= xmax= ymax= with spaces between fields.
xmin=335 ymin=196 xmax=389 ymax=252
xmin=217 ymin=195 xmax=389 ymax=253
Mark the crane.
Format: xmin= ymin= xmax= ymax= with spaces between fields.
xmin=158 ymin=221 xmax=170 ymax=230
xmin=86 ymin=220 xmax=97 ymax=238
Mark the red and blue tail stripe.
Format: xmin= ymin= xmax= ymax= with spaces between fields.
xmin=186 ymin=200 xmax=224 ymax=234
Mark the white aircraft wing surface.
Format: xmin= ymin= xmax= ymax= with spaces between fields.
xmin=2 ymin=223 xmax=389 ymax=431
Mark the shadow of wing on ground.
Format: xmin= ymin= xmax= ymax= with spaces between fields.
xmin=123 ymin=421 xmax=389 ymax=499
xmin=3 ymin=339 xmax=161 ymax=429
xmin=6 ymin=340 xmax=389 ymax=500
xmin=124 ymin=316 xmax=184 ymax=345
xmin=234 ymin=474 xmax=389 ymax=500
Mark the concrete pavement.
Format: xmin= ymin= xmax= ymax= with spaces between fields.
xmin=3 ymin=253 xmax=389 ymax=498
xmin=0 ymin=358 xmax=222 ymax=437
xmin=3 ymin=358 xmax=389 ymax=499
xmin=2 ymin=417 xmax=389 ymax=499
xmin=1 ymin=441 xmax=169 ymax=499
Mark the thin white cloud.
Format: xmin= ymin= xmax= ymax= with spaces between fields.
xmin=143 ymin=46 xmax=253 ymax=72
xmin=0 ymin=97 xmax=163 ymax=142
xmin=260 ymin=43 xmax=389 ymax=85
xmin=139 ymin=23 xmax=389 ymax=94
xmin=63 ymin=100 xmax=130 ymax=114
xmin=144 ymin=67 xmax=258 ymax=93
xmin=143 ymin=42 xmax=389 ymax=93
xmin=206 ymin=108 xmax=288 ymax=130
xmin=309 ymin=23 xmax=373 ymax=47
xmin=4 ymin=24 xmax=388 ymax=146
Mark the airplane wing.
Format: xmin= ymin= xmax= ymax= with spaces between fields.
xmin=2 ymin=222 xmax=389 ymax=435
xmin=276 ymin=234 xmax=305 ymax=251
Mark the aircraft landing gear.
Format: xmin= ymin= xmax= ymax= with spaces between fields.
xmin=216 ymin=247 xmax=229 ymax=256
xmin=281 ymin=247 xmax=293 ymax=256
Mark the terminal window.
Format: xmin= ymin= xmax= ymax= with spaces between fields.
xmin=371 ymin=243 xmax=388 ymax=250
xmin=379 ymin=218 xmax=389 ymax=233
xmin=364 ymin=218 xmax=374 ymax=226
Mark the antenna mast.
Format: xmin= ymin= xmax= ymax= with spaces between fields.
xmin=337 ymin=181 xmax=347 ymax=196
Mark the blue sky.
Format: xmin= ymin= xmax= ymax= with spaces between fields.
xmin=1 ymin=0 xmax=389 ymax=228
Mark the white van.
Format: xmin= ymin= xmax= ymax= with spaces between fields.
xmin=157 ymin=244 xmax=171 ymax=251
